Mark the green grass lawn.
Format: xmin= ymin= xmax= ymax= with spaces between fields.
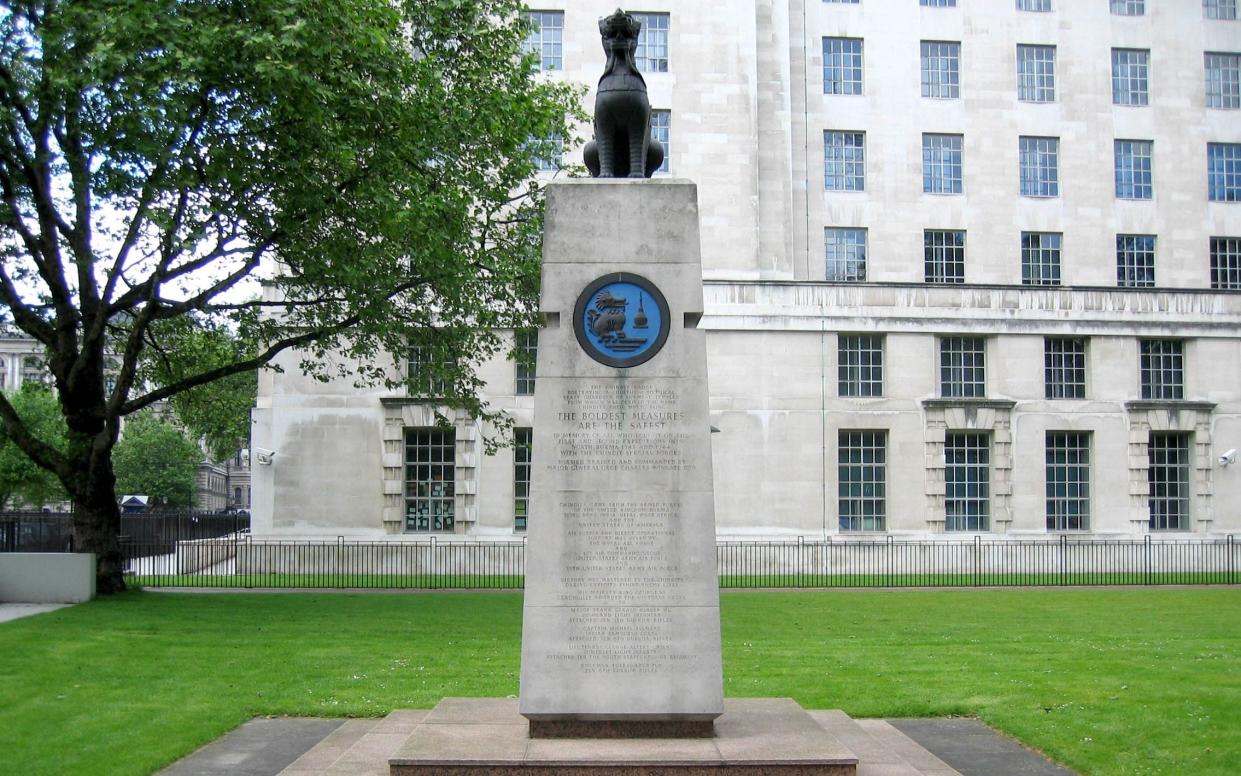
xmin=1 ymin=589 xmax=1238 ymax=776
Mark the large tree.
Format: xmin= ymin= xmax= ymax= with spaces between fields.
xmin=0 ymin=0 xmax=578 ymax=591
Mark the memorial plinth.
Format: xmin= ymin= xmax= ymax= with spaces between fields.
xmin=519 ymin=179 xmax=723 ymax=736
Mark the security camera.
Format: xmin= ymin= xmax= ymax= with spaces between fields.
xmin=1219 ymin=449 xmax=1237 ymax=466
xmin=254 ymin=447 xmax=275 ymax=466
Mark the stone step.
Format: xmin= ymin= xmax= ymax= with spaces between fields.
xmin=281 ymin=712 xmax=427 ymax=776
xmin=809 ymin=710 xmax=961 ymax=776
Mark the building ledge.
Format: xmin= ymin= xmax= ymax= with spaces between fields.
xmin=1124 ymin=400 xmax=1217 ymax=413
xmin=702 ymin=281 xmax=1241 ymax=336
xmin=921 ymin=398 xmax=1018 ymax=411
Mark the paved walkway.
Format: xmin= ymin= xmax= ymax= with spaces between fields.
xmin=0 ymin=602 xmax=72 ymax=623
xmin=157 ymin=715 xmax=1076 ymax=776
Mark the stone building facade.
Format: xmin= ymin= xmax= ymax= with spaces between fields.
xmin=251 ymin=0 xmax=1241 ymax=539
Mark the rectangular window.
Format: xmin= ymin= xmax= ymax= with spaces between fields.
xmin=650 ymin=110 xmax=670 ymax=173
xmin=945 ymin=432 xmax=989 ymax=532
xmin=1044 ymin=337 xmax=1087 ymax=399
xmin=515 ymin=329 xmax=537 ymax=395
xmin=823 ymin=37 xmax=864 ymax=95
xmin=839 ymin=431 xmax=887 ymax=532
xmin=1205 ymin=53 xmax=1241 ymax=109
xmin=1114 ymin=140 xmax=1153 ymax=199
xmin=825 ymin=227 xmax=867 ymax=281
xmin=1019 ymin=136 xmax=1059 ymax=197
xmin=824 ymin=131 xmax=866 ymax=191
xmin=921 ymin=0 xmax=957 ymax=6
xmin=1016 ymin=45 xmax=1056 ymax=103
xmin=824 ymin=0 xmax=860 ymax=3
xmin=532 ymin=133 xmax=563 ymax=172
xmin=1208 ymin=142 xmax=1241 ymax=201
xmin=1149 ymin=432 xmax=1191 ymax=531
xmin=1210 ymin=236 xmax=1241 ymax=289
xmin=1116 ymin=234 xmax=1156 ymax=288
xmin=1018 ymin=0 xmax=1052 ymax=10
xmin=523 ymin=11 xmax=563 ymax=71
xmin=1205 ymin=0 xmax=1238 ymax=20
xmin=1111 ymin=0 xmax=1145 ymax=15
xmin=405 ymin=429 xmax=455 ymax=532
xmin=940 ymin=336 xmax=986 ymax=398
xmin=920 ymin=41 xmax=961 ymax=99
xmin=408 ymin=342 xmax=452 ymax=397
xmin=924 ymin=229 xmax=965 ymax=284
xmin=1112 ymin=48 xmax=1150 ymax=106
xmin=1046 ymin=432 xmax=1090 ymax=531
xmin=514 ymin=427 xmax=531 ymax=531
xmin=633 ymin=13 xmax=669 ymax=72
xmin=922 ymin=134 xmax=964 ymax=194
xmin=1140 ymin=339 xmax=1184 ymax=400
xmin=838 ymin=334 xmax=884 ymax=397
xmin=1021 ymin=231 xmax=1062 ymax=286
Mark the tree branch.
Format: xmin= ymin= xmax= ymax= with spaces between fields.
xmin=0 ymin=391 xmax=69 ymax=478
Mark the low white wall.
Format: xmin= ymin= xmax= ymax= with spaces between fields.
xmin=0 ymin=553 xmax=95 ymax=603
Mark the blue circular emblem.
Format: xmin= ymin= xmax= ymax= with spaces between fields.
xmin=573 ymin=273 xmax=671 ymax=368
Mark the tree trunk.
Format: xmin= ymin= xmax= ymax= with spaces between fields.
xmin=71 ymin=449 xmax=127 ymax=594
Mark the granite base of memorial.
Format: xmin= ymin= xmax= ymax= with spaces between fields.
xmin=388 ymin=697 xmax=858 ymax=776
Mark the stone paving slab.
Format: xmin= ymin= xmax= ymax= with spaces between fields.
xmin=888 ymin=718 xmax=1077 ymax=776
xmin=156 ymin=718 xmax=344 ymax=776
xmin=155 ymin=712 xmax=1078 ymax=776
xmin=0 ymin=602 xmax=72 ymax=623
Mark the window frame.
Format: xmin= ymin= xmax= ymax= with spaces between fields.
xmin=939 ymin=335 xmax=986 ymax=399
xmin=1044 ymin=337 xmax=1087 ymax=400
xmin=522 ymin=10 xmax=564 ymax=71
xmin=1139 ymin=339 xmax=1185 ymax=400
xmin=513 ymin=427 xmax=532 ymax=532
xmin=632 ymin=12 xmax=670 ymax=73
xmin=1148 ymin=432 xmax=1192 ymax=532
xmin=1205 ymin=52 xmax=1241 ymax=109
xmin=1208 ymin=142 xmax=1241 ymax=201
xmin=822 ymin=37 xmax=864 ymax=95
xmin=838 ymin=333 xmax=884 ymax=397
xmin=405 ymin=428 xmax=456 ymax=533
xmin=922 ymin=133 xmax=964 ymax=194
xmin=1021 ymin=231 xmax=1062 ymax=286
xmin=650 ymin=109 xmax=671 ymax=173
xmin=924 ymin=229 xmax=966 ymax=284
xmin=920 ymin=40 xmax=961 ymax=100
xmin=944 ymin=431 xmax=990 ymax=532
xmin=824 ymin=130 xmax=866 ymax=191
xmin=1019 ymin=136 xmax=1060 ymax=197
xmin=1111 ymin=48 xmax=1151 ymax=106
xmin=1114 ymin=139 xmax=1153 ymax=200
xmin=1046 ymin=431 xmax=1091 ymax=532
xmin=1116 ymin=234 xmax=1156 ymax=288
xmin=838 ymin=430 xmax=888 ymax=532
xmin=1210 ymin=236 xmax=1241 ymax=289
xmin=1016 ymin=44 xmax=1056 ymax=103
xmin=825 ymin=227 xmax=868 ymax=281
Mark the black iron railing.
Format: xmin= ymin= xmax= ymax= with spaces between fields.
xmin=99 ymin=533 xmax=1241 ymax=590
xmin=0 ymin=511 xmax=249 ymax=557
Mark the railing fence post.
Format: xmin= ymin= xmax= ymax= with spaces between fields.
xmin=1144 ymin=534 xmax=1152 ymax=586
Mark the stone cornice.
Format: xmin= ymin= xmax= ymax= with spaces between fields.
xmin=701 ymin=281 xmax=1241 ymax=337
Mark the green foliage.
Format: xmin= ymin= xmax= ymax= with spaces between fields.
xmin=112 ymin=413 xmax=203 ymax=507
xmin=1 ymin=590 xmax=1240 ymax=775
xmin=0 ymin=384 xmax=68 ymax=508
xmin=0 ymin=0 xmax=581 ymax=580
xmin=140 ymin=319 xmax=257 ymax=462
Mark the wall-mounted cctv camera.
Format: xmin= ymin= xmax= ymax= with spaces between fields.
xmin=254 ymin=447 xmax=276 ymax=466
xmin=1219 ymin=449 xmax=1236 ymax=466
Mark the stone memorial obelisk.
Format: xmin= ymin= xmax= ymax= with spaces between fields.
xmin=518 ymin=10 xmax=722 ymax=735
xmin=518 ymin=176 xmax=723 ymax=735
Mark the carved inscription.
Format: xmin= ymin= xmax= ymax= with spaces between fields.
xmin=556 ymin=500 xmax=686 ymax=605
xmin=552 ymin=383 xmax=695 ymax=473
xmin=546 ymin=607 xmax=699 ymax=675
